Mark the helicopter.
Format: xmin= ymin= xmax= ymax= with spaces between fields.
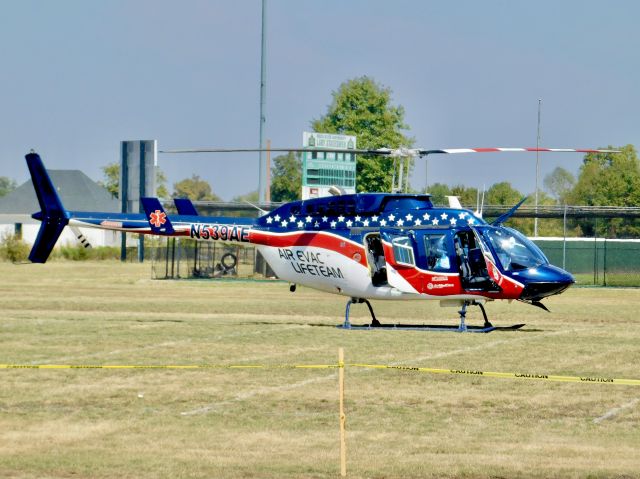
xmin=24 ymin=146 xmax=617 ymax=332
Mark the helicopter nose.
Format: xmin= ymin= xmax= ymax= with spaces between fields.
xmin=516 ymin=265 xmax=575 ymax=301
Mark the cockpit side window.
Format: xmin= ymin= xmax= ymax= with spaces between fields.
xmin=424 ymin=234 xmax=452 ymax=272
xmin=391 ymin=236 xmax=415 ymax=266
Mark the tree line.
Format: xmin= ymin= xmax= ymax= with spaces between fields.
xmin=269 ymin=78 xmax=639 ymax=238
xmin=1 ymin=77 xmax=637 ymax=237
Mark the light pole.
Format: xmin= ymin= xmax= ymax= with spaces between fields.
xmin=258 ymin=0 xmax=267 ymax=203
xmin=534 ymin=98 xmax=542 ymax=237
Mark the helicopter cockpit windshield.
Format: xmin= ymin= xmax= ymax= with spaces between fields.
xmin=478 ymin=226 xmax=549 ymax=272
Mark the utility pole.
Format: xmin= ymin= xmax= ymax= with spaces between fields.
xmin=258 ymin=0 xmax=267 ymax=203
xmin=534 ymin=98 xmax=542 ymax=237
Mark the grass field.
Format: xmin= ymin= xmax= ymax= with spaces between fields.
xmin=1 ymin=261 xmax=639 ymax=478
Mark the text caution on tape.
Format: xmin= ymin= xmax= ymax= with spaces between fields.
xmin=2 ymin=363 xmax=640 ymax=386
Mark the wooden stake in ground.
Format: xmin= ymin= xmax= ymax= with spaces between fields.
xmin=339 ymin=347 xmax=346 ymax=477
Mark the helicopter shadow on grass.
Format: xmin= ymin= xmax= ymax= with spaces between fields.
xmin=134 ymin=318 xmax=186 ymax=323
xmin=239 ymin=320 xmax=545 ymax=332
xmin=239 ymin=320 xmax=336 ymax=328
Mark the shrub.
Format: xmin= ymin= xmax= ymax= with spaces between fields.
xmin=0 ymin=232 xmax=30 ymax=262
xmin=52 ymin=245 xmax=121 ymax=261
xmin=58 ymin=245 xmax=90 ymax=261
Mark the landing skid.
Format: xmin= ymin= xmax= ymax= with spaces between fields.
xmin=337 ymin=323 xmax=526 ymax=333
xmin=337 ymin=298 xmax=525 ymax=333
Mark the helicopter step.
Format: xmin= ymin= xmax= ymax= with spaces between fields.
xmin=337 ymin=298 xmax=525 ymax=333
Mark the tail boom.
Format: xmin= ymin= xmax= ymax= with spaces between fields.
xmin=25 ymin=152 xmax=262 ymax=263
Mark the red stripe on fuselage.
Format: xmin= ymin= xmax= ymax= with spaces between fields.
xmin=249 ymin=230 xmax=368 ymax=268
xmin=382 ymin=242 xmax=463 ymax=295
xmin=382 ymin=242 xmax=524 ymax=299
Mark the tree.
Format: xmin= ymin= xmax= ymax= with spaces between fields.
xmin=155 ymin=169 xmax=170 ymax=199
xmin=0 ymin=177 xmax=17 ymax=197
xmin=172 ymin=174 xmax=221 ymax=201
xmin=543 ymin=166 xmax=575 ymax=203
xmin=427 ymin=183 xmax=480 ymax=207
xmin=425 ymin=182 xmax=452 ymax=205
xmin=568 ymin=145 xmax=640 ymax=207
xmin=99 ymin=162 xmax=169 ymax=199
xmin=270 ymin=152 xmax=302 ymax=202
xmin=311 ymin=76 xmax=413 ymax=193
xmin=486 ymin=182 xmax=523 ymax=206
xmin=99 ymin=163 xmax=120 ymax=198
xmin=566 ymin=145 xmax=640 ymax=237
xmin=531 ymin=190 xmax=566 ymax=237
xmin=450 ymin=185 xmax=480 ymax=207
xmin=232 ymin=190 xmax=259 ymax=203
xmin=484 ymin=182 xmax=534 ymax=233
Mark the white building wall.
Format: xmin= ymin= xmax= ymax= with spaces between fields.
xmin=0 ymin=215 xmax=121 ymax=248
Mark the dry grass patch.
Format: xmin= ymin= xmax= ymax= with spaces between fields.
xmin=1 ymin=261 xmax=639 ymax=478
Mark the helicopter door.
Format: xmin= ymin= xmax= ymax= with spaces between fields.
xmin=454 ymin=228 xmax=500 ymax=292
xmin=379 ymin=229 xmax=421 ymax=294
xmin=364 ymin=233 xmax=388 ymax=287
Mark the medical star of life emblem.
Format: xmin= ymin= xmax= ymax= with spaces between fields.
xmin=149 ymin=210 xmax=167 ymax=228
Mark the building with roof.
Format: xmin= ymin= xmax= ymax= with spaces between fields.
xmin=0 ymin=170 xmax=121 ymax=248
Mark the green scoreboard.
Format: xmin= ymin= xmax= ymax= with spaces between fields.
xmin=302 ymin=132 xmax=357 ymax=199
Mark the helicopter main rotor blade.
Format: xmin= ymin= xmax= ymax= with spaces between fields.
xmin=420 ymin=147 xmax=620 ymax=155
xmin=159 ymin=147 xmax=391 ymax=155
xmin=160 ymin=146 xmax=620 ymax=157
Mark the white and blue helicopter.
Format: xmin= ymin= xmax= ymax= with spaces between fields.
xmin=24 ymin=146 xmax=617 ymax=332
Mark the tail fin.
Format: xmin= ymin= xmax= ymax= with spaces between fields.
xmin=140 ymin=197 xmax=175 ymax=234
xmin=173 ymin=198 xmax=199 ymax=216
xmin=26 ymin=152 xmax=69 ymax=263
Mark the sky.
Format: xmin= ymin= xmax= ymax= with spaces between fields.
xmin=1 ymin=0 xmax=639 ymax=201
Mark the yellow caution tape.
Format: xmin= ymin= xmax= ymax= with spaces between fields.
xmin=0 ymin=364 xmax=337 ymax=370
xmin=348 ymin=363 xmax=640 ymax=386
xmin=2 ymin=362 xmax=640 ymax=386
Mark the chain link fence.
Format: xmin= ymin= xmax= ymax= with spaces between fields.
xmin=149 ymin=238 xmax=275 ymax=280
xmin=144 ymin=214 xmax=640 ymax=287
xmin=534 ymin=238 xmax=640 ymax=287
xmin=487 ymin=210 xmax=640 ymax=287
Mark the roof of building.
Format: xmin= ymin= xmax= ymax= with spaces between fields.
xmin=0 ymin=170 xmax=120 ymax=215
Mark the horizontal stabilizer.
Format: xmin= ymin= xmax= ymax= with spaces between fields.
xmin=173 ymin=198 xmax=199 ymax=216
xmin=140 ymin=197 xmax=175 ymax=235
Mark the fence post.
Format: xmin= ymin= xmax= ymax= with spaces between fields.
xmin=165 ymin=237 xmax=170 ymax=279
xmin=176 ymin=238 xmax=181 ymax=278
xmin=339 ymin=347 xmax=346 ymax=477
xmin=170 ymin=237 xmax=176 ymax=278
xmin=594 ymin=218 xmax=598 ymax=285
xmin=562 ymin=203 xmax=567 ymax=270
xmin=603 ymin=238 xmax=607 ymax=287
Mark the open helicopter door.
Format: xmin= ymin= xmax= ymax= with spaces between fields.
xmin=453 ymin=227 xmax=501 ymax=293
xmin=377 ymin=229 xmax=421 ymax=294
